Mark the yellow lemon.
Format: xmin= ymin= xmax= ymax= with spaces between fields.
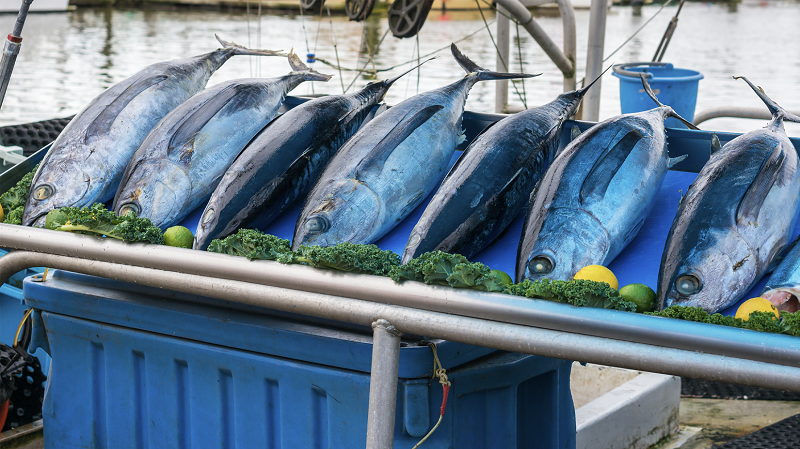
xmin=573 ymin=265 xmax=618 ymax=290
xmin=735 ymin=297 xmax=779 ymax=321
xmin=0 ymin=204 xmax=4 ymax=223
xmin=619 ymin=283 xmax=657 ymax=313
xmin=163 ymin=226 xmax=194 ymax=249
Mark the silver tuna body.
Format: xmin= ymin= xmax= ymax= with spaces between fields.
xmin=293 ymin=77 xmax=472 ymax=248
xmin=658 ymin=122 xmax=800 ymax=313
xmin=112 ymin=73 xmax=318 ymax=229
xmin=22 ymin=39 xmax=281 ymax=227
xmin=761 ymin=235 xmax=800 ymax=313
xmin=517 ymin=107 xmax=678 ymax=283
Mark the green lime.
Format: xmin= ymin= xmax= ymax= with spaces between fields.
xmin=619 ymin=283 xmax=657 ymax=313
xmin=164 ymin=226 xmax=194 ymax=249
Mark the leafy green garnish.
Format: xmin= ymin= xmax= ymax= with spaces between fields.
xmin=207 ymin=228 xmax=291 ymax=260
xmin=0 ymin=163 xmax=39 ymax=224
xmin=505 ymin=278 xmax=637 ymax=312
xmin=44 ymin=203 xmax=164 ymax=244
xmin=280 ymin=242 xmax=400 ymax=276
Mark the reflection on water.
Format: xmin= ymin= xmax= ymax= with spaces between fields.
xmin=0 ymin=2 xmax=798 ymax=134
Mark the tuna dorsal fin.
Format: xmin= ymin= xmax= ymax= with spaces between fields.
xmin=85 ymin=74 xmax=168 ymax=141
xmin=668 ymin=154 xmax=688 ymax=168
xmin=579 ymin=129 xmax=643 ymax=204
xmin=354 ymin=104 xmax=444 ymax=178
xmin=736 ymin=144 xmax=785 ymax=224
xmin=168 ymin=84 xmax=241 ymax=154
xmin=571 ymin=125 xmax=582 ymax=141
xmin=710 ymin=133 xmax=722 ymax=155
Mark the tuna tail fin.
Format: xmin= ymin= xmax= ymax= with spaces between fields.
xmin=288 ymin=49 xmax=333 ymax=82
xmin=450 ymin=43 xmax=540 ymax=81
xmin=577 ymin=64 xmax=613 ymax=96
xmin=734 ymin=76 xmax=800 ymax=123
xmin=639 ymin=73 xmax=700 ymax=130
xmin=384 ymin=56 xmax=438 ymax=86
xmin=215 ymin=34 xmax=285 ymax=57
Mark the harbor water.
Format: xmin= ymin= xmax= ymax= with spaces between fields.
xmin=0 ymin=1 xmax=798 ymax=134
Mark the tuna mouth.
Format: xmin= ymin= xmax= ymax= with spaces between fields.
xmin=762 ymin=287 xmax=800 ymax=313
xmin=26 ymin=212 xmax=48 ymax=228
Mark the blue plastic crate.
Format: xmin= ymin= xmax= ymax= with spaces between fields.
xmin=25 ymin=270 xmax=575 ymax=448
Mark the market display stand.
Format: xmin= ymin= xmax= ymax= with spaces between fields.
xmin=0 ymin=99 xmax=798 ymax=448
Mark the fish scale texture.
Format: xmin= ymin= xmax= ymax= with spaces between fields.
xmin=713 ymin=413 xmax=800 ymax=448
xmin=0 ymin=116 xmax=73 ymax=155
xmin=681 ymin=378 xmax=800 ymax=401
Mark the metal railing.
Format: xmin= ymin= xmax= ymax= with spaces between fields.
xmin=1 ymin=225 xmax=799 ymax=448
xmin=694 ymin=106 xmax=800 ymax=125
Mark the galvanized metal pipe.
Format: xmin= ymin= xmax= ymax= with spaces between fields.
xmin=495 ymin=5 xmax=511 ymax=113
xmin=366 ymin=320 xmax=402 ymax=449
xmin=581 ymin=0 xmax=608 ymax=121
xmin=493 ymin=0 xmax=574 ymax=79
xmin=0 ymin=225 xmax=798 ymax=368
xmin=556 ymin=0 xmax=577 ymax=92
xmin=0 ymin=0 xmax=33 ymax=110
xmin=9 ymin=251 xmax=800 ymax=392
xmin=693 ymin=106 xmax=800 ymax=125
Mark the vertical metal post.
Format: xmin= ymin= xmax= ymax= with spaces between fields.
xmin=0 ymin=0 xmax=33 ymax=110
xmin=556 ymin=0 xmax=577 ymax=92
xmin=495 ymin=5 xmax=510 ymax=113
xmin=366 ymin=319 xmax=403 ymax=449
xmin=582 ymin=0 xmax=607 ymax=121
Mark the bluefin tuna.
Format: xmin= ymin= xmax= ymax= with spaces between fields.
xmin=659 ymin=77 xmax=800 ymax=313
xmin=112 ymin=52 xmax=331 ymax=229
xmin=401 ymin=70 xmax=608 ymax=263
xmin=517 ymin=75 xmax=694 ymax=283
xmin=193 ymin=61 xmax=430 ymax=250
xmin=292 ymin=43 xmax=537 ymax=249
xmin=761 ymin=235 xmax=800 ymax=313
xmin=22 ymin=36 xmax=283 ymax=227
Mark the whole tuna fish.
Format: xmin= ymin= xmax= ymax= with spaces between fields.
xmin=22 ymin=36 xmax=282 ymax=227
xmin=113 ymin=52 xmax=331 ymax=229
xmin=659 ymin=77 xmax=800 ymax=313
xmin=401 ymin=70 xmax=607 ymax=263
xmin=761 ymin=235 xmax=800 ymax=313
xmin=517 ymin=75 xmax=693 ymax=283
xmin=193 ymin=61 xmax=430 ymax=250
xmin=292 ymin=44 xmax=537 ymax=249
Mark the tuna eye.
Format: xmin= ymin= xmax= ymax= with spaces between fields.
xmin=33 ymin=184 xmax=54 ymax=200
xmin=407 ymin=232 xmax=421 ymax=247
xmin=528 ymin=256 xmax=554 ymax=275
xmin=305 ymin=215 xmax=329 ymax=234
xmin=118 ymin=202 xmax=141 ymax=217
xmin=675 ymin=274 xmax=702 ymax=295
xmin=202 ymin=208 xmax=215 ymax=224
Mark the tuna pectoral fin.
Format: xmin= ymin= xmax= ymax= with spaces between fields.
xmin=86 ymin=74 xmax=168 ymax=140
xmin=450 ymin=43 xmax=540 ymax=81
xmin=736 ymin=144 xmax=785 ymax=224
xmin=354 ymin=104 xmax=444 ymax=178
xmin=571 ymin=125 xmax=582 ymax=141
xmin=668 ymin=155 xmax=688 ymax=168
xmin=579 ymin=129 xmax=642 ymax=204
xmin=168 ymin=85 xmax=240 ymax=153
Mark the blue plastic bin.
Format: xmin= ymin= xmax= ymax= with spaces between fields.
xmin=24 ymin=270 xmax=576 ymax=448
xmin=612 ymin=62 xmax=703 ymax=129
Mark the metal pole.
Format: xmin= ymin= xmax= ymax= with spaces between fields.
xmin=693 ymin=106 xmax=800 ymax=125
xmin=556 ymin=0 xmax=576 ymax=92
xmin=0 ymin=0 xmax=33 ymax=110
xmin=366 ymin=319 xmax=402 ymax=449
xmin=495 ymin=5 xmax=510 ymax=113
xmin=1 ymin=226 xmax=799 ymax=368
xmin=493 ymin=0 xmax=574 ymax=79
xmin=582 ymin=0 xmax=607 ymax=121
xmin=12 ymin=252 xmax=800 ymax=392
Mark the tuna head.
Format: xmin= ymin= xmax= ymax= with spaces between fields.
xmin=114 ymin=159 xmax=192 ymax=229
xmin=659 ymin=228 xmax=761 ymax=313
xmin=23 ymin=158 xmax=104 ymax=227
xmin=293 ymin=178 xmax=382 ymax=249
xmin=519 ymin=208 xmax=611 ymax=282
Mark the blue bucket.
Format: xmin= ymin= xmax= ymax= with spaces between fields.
xmin=612 ymin=62 xmax=703 ymax=129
